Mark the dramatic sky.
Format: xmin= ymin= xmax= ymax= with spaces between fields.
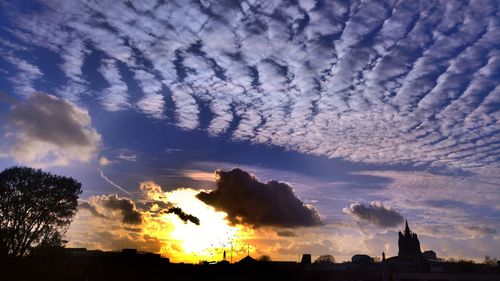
xmin=0 ymin=0 xmax=499 ymax=262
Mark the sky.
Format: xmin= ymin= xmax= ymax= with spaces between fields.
xmin=0 ymin=0 xmax=499 ymax=263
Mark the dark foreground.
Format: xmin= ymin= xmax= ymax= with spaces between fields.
xmin=2 ymin=249 xmax=499 ymax=281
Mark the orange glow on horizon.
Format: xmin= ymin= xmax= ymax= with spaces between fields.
xmin=139 ymin=184 xmax=255 ymax=263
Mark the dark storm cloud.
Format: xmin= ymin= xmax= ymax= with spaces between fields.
xmin=197 ymin=168 xmax=322 ymax=228
xmin=343 ymin=202 xmax=404 ymax=228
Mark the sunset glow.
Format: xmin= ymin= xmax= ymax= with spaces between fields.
xmin=132 ymin=180 xmax=256 ymax=263
xmin=1 ymin=0 xmax=499 ymax=265
xmin=159 ymin=188 xmax=240 ymax=262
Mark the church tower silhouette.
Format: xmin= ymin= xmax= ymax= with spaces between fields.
xmin=398 ymin=220 xmax=422 ymax=261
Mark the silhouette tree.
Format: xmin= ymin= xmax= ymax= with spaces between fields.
xmin=258 ymin=255 xmax=272 ymax=262
xmin=484 ymin=256 xmax=498 ymax=266
xmin=314 ymin=255 xmax=335 ymax=264
xmin=0 ymin=166 xmax=82 ymax=257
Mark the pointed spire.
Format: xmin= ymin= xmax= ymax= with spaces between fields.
xmin=405 ymin=219 xmax=411 ymax=235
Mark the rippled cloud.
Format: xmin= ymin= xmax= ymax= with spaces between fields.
xmin=1 ymin=0 xmax=498 ymax=171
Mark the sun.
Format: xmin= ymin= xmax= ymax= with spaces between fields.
xmin=139 ymin=182 xmax=254 ymax=263
xmin=157 ymin=188 xmax=243 ymax=263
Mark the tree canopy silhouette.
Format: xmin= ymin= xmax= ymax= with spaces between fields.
xmin=258 ymin=255 xmax=272 ymax=262
xmin=0 ymin=166 xmax=82 ymax=257
xmin=314 ymin=255 xmax=335 ymax=264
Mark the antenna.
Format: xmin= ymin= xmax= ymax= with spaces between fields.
xmin=230 ymin=241 xmax=233 ymax=263
xmin=247 ymin=243 xmax=250 ymax=256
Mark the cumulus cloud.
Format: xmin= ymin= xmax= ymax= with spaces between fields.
xmin=197 ymin=168 xmax=322 ymax=228
xmin=139 ymin=180 xmax=165 ymax=201
xmin=343 ymin=201 xmax=404 ymax=228
xmin=78 ymin=201 xmax=106 ymax=219
xmin=80 ymin=181 xmax=201 ymax=228
xmin=3 ymin=92 xmax=101 ymax=167
xmin=100 ymin=194 xmax=143 ymax=224
xmin=80 ymin=194 xmax=142 ymax=225
xmin=98 ymin=156 xmax=111 ymax=166
xmin=71 ymin=195 xmax=164 ymax=254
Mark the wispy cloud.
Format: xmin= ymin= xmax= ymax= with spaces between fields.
xmin=115 ymin=148 xmax=137 ymax=162
xmin=2 ymin=54 xmax=42 ymax=96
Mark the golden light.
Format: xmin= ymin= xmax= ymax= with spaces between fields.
xmin=163 ymin=188 xmax=240 ymax=261
xmin=183 ymin=170 xmax=217 ymax=182
xmin=69 ymin=180 xmax=279 ymax=262
xmin=138 ymin=182 xmax=251 ymax=263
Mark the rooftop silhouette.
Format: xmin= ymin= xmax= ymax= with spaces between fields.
xmin=2 ymin=220 xmax=498 ymax=281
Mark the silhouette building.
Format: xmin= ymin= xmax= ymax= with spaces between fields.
xmin=300 ymin=254 xmax=311 ymax=264
xmin=422 ymin=250 xmax=437 ymax=261
xmin=351 ymin=254 xmax=374 ymax=264
xmin=398 ymin=220 xmax=422 ymax=261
